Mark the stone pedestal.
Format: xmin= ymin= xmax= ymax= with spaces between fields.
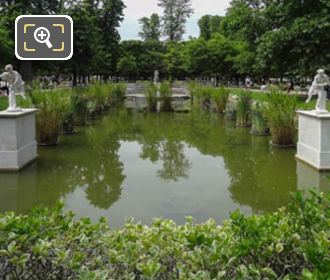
xmin=296 ymin=110 xmax=330 ymax=170
xmin=0 ymin=109 xmax=38 ymax=170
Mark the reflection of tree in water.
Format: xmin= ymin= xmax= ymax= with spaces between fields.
xmin=157 ymin=140 xmax=191 ymax=182
xmin=140 ymin=142 xmax=160 ymax=162
xmin=134 ymin=113 xmax=192 ymax=182
xmin=69 ymin=116 xmax=126 ymax=210
xmin=158 ymin=111 xmax=297 ymax=213
xmin=222 ymin=133 xmax=297 ymax=213
xmin=68 ymin=107 xmax=296 ymax=213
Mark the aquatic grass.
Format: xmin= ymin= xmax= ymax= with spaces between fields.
xmin=251 ymin=101 xmax=269 ymax=135
xmin=31 ymin=89 xmax=71 ymax=145
xmin=113 ymin=82 xmax=127 ymax=103
xmin=71 ymin=88 xmax=89 ymax=125
xmin=144 ymin=81 xmax=158 ymax=112
xmin=263 ymin=90 xmax=297 ymax=147
xmin=236 ymin=91 xmax=252 ymax=127
xmin=159 ymin=81 xmax=172 ymax=111
xmin=187 ymin=80 xmax=199 ymax=102
xmin=195 ymin=86 xmax=212 ymax=109
xmin=211 ymin=86 xmax=230 ymax=114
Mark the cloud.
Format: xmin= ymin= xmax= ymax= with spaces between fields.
xmin=119 ymin=0 xmax=231 ymax=40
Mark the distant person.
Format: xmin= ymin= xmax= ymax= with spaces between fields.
xmin=245 ymin=76 xmax=252 ymax=89
xmin=287 ymin=80 xmax=294 ymax=94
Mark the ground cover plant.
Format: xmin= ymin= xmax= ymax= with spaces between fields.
xmin=0 ymin=190 xmax=329 ymax=279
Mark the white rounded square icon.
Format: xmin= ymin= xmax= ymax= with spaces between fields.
xmin=15 ymin=15 xmax=73 ymax=60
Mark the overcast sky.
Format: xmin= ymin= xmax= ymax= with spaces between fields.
xmin=119 ymin=0 xmax=231 ymax=41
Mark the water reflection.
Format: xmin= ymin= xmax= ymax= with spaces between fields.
xmin=0 ymin=108 xmax=329 ymax=227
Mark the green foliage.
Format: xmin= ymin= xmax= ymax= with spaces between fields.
xmin=194 ymin=86 xmax=212 ymax=109
xmin=198 ymin=15 xmax=223 ymax=40
xmin=118 ymin=40 xmax=165 ymax=79
xmin=144 ymin=82 xmax=158 ymax=112
xmin=236 ymin=91 xmax=252 ymax=127
xmin=0 ymin=191 xmax=329 ymax=279
xmin=251 ymin=101 xmax=269 ymax=135
xmin=31 ymin=89 xmax=72 ymax=145
xmin=139 ymin=13 xmax=162 ymax=42
xmin=0 ymin=0 xmax=125 ymax=81
xmin=158 ymin=0 xmax=194 ymax=41
xmin=263 ymin=90 xmax=297 ymax=146
xmin=210 ymin=86 xmax=229 ymax=114
xmin=159 ymin=81 xmax=173 ymax=111
xmin=117 ymin=54 xmax=138 ymax=79
xmin=187 ymin=80 xmax=199 ymax=101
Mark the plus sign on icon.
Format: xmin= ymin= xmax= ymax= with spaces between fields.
xmin=15 ymin=15 xmax=73 ymax=60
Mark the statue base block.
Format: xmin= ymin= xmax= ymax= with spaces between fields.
xmin=296 ymin=110 xmax=330 ymax=170
xmin=0 ymin=109 xmax=38 ymax=171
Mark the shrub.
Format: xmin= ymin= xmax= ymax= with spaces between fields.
xmin=144 ymin=82 xmax=158 ymax=112
xmin=159 ymin=81 xmax=172 ymax=112
xmin=31 ymin=90 xmax=71 ymax=145
xmin=0 ymin=190 xmax=329 ymax=279
xmin=263 ymin=90 xmax=297 ymax=147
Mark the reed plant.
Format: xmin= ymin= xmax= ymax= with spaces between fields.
xmin=88 ymin=83 xmax=107 ymax=115
xmin=236 ymin=91 xmax=252 ymax=127
xmin=71 ymin=88 xmax=89 ymax=125
xmin=187 ymin=81 xmax=199 ymax=102
xmin=211 ymin=86 xmax=229 ymax=114
xmin=263 ymin=90 xmax=297 ymax=147
xmin=144 ymin=82 xmax=158 ymax=112
xmin=160 ymin=81 xmax=172 ymax=111
xmin=251 ymin=101 xmax=269 ymax=135
xmin=113 ymin=82 xmax=127 ymax=102
xmin=195 ymin=86 xmax=212 ymax=109
xmin=31 ymin=89 xmax=71 ymax=145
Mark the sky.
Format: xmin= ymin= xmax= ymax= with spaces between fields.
xmin=119 ymin=0 xmax=231 ymax=41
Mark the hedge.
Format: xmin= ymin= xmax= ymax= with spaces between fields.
xmin=0 ymin=190 xmax=329 ymax=279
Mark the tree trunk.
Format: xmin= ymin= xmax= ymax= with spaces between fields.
xmin=73 ymin=71 xmax=77 ymax=87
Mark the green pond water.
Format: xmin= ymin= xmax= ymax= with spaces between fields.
xmin=1 ymin=108 xmax=330 ymax=228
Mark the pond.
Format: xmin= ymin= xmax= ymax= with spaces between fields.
xmin=0 ymin=108 xmax=329 ymax=228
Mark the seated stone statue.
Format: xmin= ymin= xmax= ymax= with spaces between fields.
xmin=306 ymin=69 xmax=330 ymax=113
xmin=0 ymin=64 xmax=26 ymax=111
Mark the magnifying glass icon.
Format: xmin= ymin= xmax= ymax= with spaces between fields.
xmin=34 ymin=27 xmax=53 ymax=49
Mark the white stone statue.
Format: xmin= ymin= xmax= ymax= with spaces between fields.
xmin=0 ymin=64 xmax=26 ymax=112
xmin=153 ymin=70 xmax=159 ymax=84
xmin=306 ymin=69 xmax=330 ymax=113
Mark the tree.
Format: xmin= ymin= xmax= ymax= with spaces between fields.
xmin=97 ymin=0 xmax=125 ymax=77
xmin=182 ymin=38 xmax=211 ymax=77
xmin=198 ymin=15 xmax=223 ymax=40
xmin=117 ymin=54 xmax=138 ymax=79
xmin=198 ymin=15 xmax=211 ymax=40
xmin=0 ymin=0 xmax=62 ymax=80
xmin=66 ymin=0 xmax=98 ymax=85
xmin=119 ymin=40 xmax=166 ymax=79
xmin=139 ymin=13 xmax=161 ymax=41
xmin=158 ymin=0 xmax=193 ymax=42
xmin=163 ymin=42 xmax=186 ymax=79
